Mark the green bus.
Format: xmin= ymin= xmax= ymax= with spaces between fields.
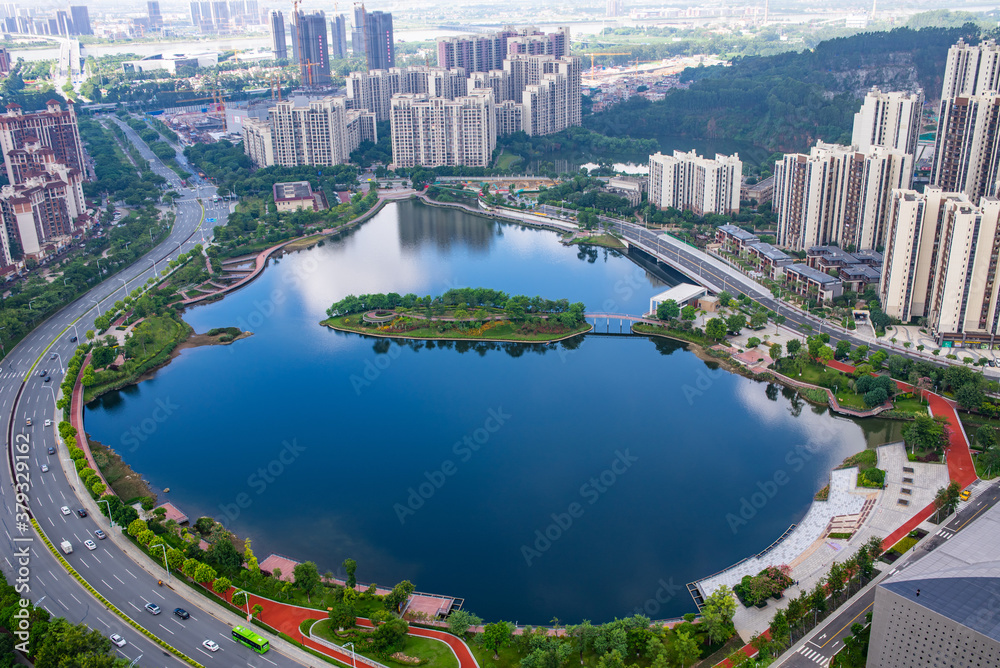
xmin=232 ymin=625 xmax=270 ymax=654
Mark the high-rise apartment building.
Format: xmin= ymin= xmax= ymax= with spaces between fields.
xmin=390 ymin=91 xmax=496 ymax=168
xmin=773 ymin=142 xmax=912 ymax=251
xmin=331 ymin=14 xmax=348 ymax=60
xmin=941 ymin=38 xmax=1000 ymax=98
xmin=648 ymin=150 xmax=742 ymax=216
xmin=147 ymin=1 xmax=163 ymax=30
xmin=346 ymin=66 xmax=468 ymax=121
xmin=0 ymin=157 xmax=86 ymax=256
xmin=929 ymin=93 xmax=1000 ymax=203
xmin=880 ymin=186 xmax=1000 ymax=344
xmin=437 ymin=26 xmax=569 ymax=74
xmin=0 ymin=47 xmax=9 ymax=75
xmin=270 ymin=11 xmax=287 ymax=60
xmin=68 ymin=6 xmax=90 ymax=35
xmin=851 ymin=87 xmax=923 ymax=155
xmin=0 ymin=100 xmax=84 ymax=187
xmin=291 ymin=10 xmax=331 ymax=86
xmin=55 ymin=10 xmax=71 ymax=36
xmin=606 ymin=0 xmax=624 ymax=18
xmin=351 ymin=4 xmax=366 ymax=58
xmin=522 ymin=57 xmax=582 ymax=136
xmin=364 ymin=10 xmax=394 ymax=71
xmin=241 ymin=97 xmax=375 ymax=169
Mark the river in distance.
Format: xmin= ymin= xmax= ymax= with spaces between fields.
xmin=85 ymin=199 xmax=905 ymax=624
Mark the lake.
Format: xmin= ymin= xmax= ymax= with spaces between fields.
xmin=85 ymin=199 xmax=902 ymax=624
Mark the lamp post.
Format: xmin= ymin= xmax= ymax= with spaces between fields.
xmin=91 ymin=299 xmax=102 ymax=317
xmin=99 ymin=499 xmax=115 ymax=528
xmin=154 ymin=543 xmax=170 ymax=582
xmin=344 ymin=642 xmax=357 ymax=668
xmin=50 ymin=352 xmax=64 ymax=375
xmin=232 ymin=589 xmax=251 ymax=621
xmin=128 ymin=655 xmax=142 ymax=668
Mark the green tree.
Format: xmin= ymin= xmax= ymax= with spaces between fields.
xmin=293 ymin=562 xmax=322 ymax=602
xmin=343 ymin=558 xmax=357 ymax=589
xmin=569 ymin=620 xmax=598 ymax=663
xmin=717 ymin=291 xmax=733 ymax=307
xmin=817 ymin=345 xmax=835 ymax=362
xmin=681 ymin=304 xmax=696 ymax=320
xmin=447 ymin=609 xmax=483 ymax=636
xmin=252 ymin=604 xmax=263 ymax=619
xmin=212 ymin=576 xmax=232 ymax=595
xmin=672 ymin=630 xmax=700 ymax=668
xmin=701 ymin=585 xmax=737 ymax=644
xmin=328 ymin=602 xmax=357 ymax=630
xmin=370 ymin=618 xmax=409 ymax=658
xmin=956 ymin=383 xmax=985 ymax=410
xmin=750 ymin=311 xmax=768 ymax=329
xmin=934 ymin=481 xmax=961 ymax=519
xmin=384 ymin=579 xmax=416 ymax=612
xmin=726 ymin=314 xmax=746 ymax=334
xmin=977 ymin=425 xmax=998 ymax=450
xmin=482 ymin=621 xmax=514 ymax=659
xmin=182 ymin=558 xmax=200 ymax=579
xmin=193 ymin=563 xmax=217 ymax=583
xmin=127 ymin=518 xmax=147 ymax=536
xmin=706 ymin=317 xmax=728 ymax=341
xmin=769 ymin=343 xmax=782 ymax=361
xmin=656 ymin=299 xmax=680 ymax=321
xmin=33 ymin=618 xmax=115 ymax=668
xmin=785 ymin=339 xmax=802 ymax=356
xmin=835 ymin=339 xmax=851 ymax=359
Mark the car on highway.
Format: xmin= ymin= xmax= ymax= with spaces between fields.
xmin=69 ymin=336 xmax=77 ymax=342
xmin=25 ymin=418 xmax=32 ymax=427
xmin=49 ymin=353 xmax=57 ymax=360
xmin=960 ymin=490 xmax=971 ymax=501
xmin=43 ymin=376 xmax=51 ymax=382
xmin=84 ymin=540 xmax=97 ymax=550
xmin=110 ymin=634 xmax=126 ymax=648
xmin=40 ymin=464 xmax=48 ymax=473
xmin=95 ymin=529 xmax=107 ymax=539
xmin=173 ymin=608 xmax=190 ymax=620
xmin=38 ymin=369 xmax=46 ymax=377
xmin=145 ymin=602 xmax=161 ymax=615
xmin=47 ymin=446 xmax=55 ymax=455
xmin=76 ymin=508 xmax=88 ymax=518
xmin=44 ymin=419 xmax=51 ymax=427
xmin=202 ymin=640 xmax=219 ymax=652
xmin=60 ymin=506 xmax=70 ymax=515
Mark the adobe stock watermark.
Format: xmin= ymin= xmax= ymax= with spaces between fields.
xmin=725 ymin=423 xmax=837 ymax=534
xmin=219 ymin=439 xmax=306 ymax=525
xmin=393 ymin=407 xmax=511 ymax=524
xmin=119 ymin=397 xmax=180 ymax=452
xmin=350 ymin=341 xmax=404 ymax=395
xmin=520 ymin=449 xmax=639 ymax=566
xmin=632 ymin=577 xmax=685 ymax=618
xmin=681 ymin=366 xmax=726 ymax=405
xmin=231 ymin=247 xmax=324 ymax=333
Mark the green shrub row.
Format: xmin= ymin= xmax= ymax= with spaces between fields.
xmin=30 ymin=518 xmax=204 ymax=668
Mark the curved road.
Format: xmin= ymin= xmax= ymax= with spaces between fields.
xmin=1 ymin=117 xmax=307 ymax=668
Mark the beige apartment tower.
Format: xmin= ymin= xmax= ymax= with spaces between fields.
xmin=851 ymin=87 xmax=923 ymax=155
xmin=648 ymin=150 xmax=742 ymax=216
xmin=390 ymin=91 xmax=496 ymax=168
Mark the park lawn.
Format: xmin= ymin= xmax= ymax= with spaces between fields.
xmin=837 ymin=449 xmax=877 ymax=470
xmin=311 ymin=620 xmax=459 ymax=668
xmin=83 ymin=314 xmax=191 ymax=402
xmin=494 ymin=152 xmax=522 ymax=170
xmin=833 ymin=392 xmax=868 ymax=410
xmin=890 ymin=536 xmax=919 ymax=555
xmin=569 ymin=234 xmax=625 ymax=249
xmin=893 ymin=397 xmax=928 ymax=415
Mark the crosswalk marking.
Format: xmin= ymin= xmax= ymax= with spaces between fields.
xmin=798 ymin=647 xmax=830 ymax=665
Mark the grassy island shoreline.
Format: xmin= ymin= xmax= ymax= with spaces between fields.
xmin=321 ymin=313 xmax=592 ymax=343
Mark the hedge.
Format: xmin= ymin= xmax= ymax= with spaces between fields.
xmin=30 ymin=518 xmax=204 ymax=668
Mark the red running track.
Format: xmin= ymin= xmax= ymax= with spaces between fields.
xmin=216 ymin=589 xmax=479 ymax=668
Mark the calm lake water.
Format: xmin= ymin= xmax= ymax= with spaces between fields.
xmin=85 ymin=200 xmax=902 ymax=624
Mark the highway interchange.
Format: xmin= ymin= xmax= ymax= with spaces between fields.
xmin=1 ymin=117 xmax=305 ymax=668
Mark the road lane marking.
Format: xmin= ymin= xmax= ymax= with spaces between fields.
xmin=114 ymin=574 xmax=126 ymax=584
xmin=128 ymin=601 xmax=140 ymax=611
xmin=125 ymin=568 xmax=138 ymax=579
xmin=158 ymin=623 xmax=175 ymax=635
xmin=70 ymin=593 xmax=82 ymax=604
xmin=91 ymin=554 xmax=101 ymax=564
xmin=819 ymin=602 xmax=873 ymax=649
xmin=102 ymin=579 xmax=112 ymax=588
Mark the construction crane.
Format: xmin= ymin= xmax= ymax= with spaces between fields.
xmin=269 ymin=73 xmax=283 ymax=101
xmin=178 ymin=88 xmax=229 ymax=112
xmin=581 ymin=52 xmax=631 ymax=73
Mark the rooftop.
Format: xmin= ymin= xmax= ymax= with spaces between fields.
xmin=746 ymin=242 xmax=791 ymax=262
xmin=786 ymin=263 xmax=841 ymax=285
xmin=650 ymin=283 xmax=708 ymax=305
xmin=807 ymin=245 xmax=859 ymax=264
xmin=717 ymin=224 xmax=758 ymax=242
xmin=272 ymin=181 xmax=314 ymax=202
xmin=154 ymin=502 xmax=188 ymax=524
xmin=879 ymin=501 xmax=1000 ymax=642
xmin=840 ymin=264 xmax=881 ymax=280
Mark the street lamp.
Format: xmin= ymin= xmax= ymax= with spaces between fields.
xmin=232 ymin=589 xmax=251 ymax=621
xmin=50 ymin=352 xmax=65 ymax=375
xmin=99 ymin=499 xmax=115 ymax=528
xmin=154 ymin=543 xmax=170 ymax=582
xmin=344 ymin=642 xmax=358 ymax=668
xmin=127 ymin=655 xmax=142 ymax=668
xmin=90 ymin=299 xmax=102 ymax=317
xmin=28 ymin=299 xmax=36 ymax=309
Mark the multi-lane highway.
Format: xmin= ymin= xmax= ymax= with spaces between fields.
xmin=1 ymin=117 xmax=306 ymax=668
xmin=775 ymin=479 xmax=1000 ymax=667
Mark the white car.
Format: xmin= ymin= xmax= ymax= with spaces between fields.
xmin=84 ymin=540 xmax=97 ymax=550
xmin=60 ymin=506 xmax=71 ymax=516
xmin=110 ymin=634 xmax=126 ymax=648
xmin=44 ymin=419 xmax=52 ymax=427
xmin=40 ymin=464 xmax=49 ymax=473
xmin=202 ymin=640 xmax=219 ymax=652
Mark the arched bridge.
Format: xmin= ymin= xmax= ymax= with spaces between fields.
xmin=585 ymin=312 xmax=660 ymax=325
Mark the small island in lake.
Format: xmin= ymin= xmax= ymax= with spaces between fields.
xmin=321 ymin=288 xmax=590 ymax=342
